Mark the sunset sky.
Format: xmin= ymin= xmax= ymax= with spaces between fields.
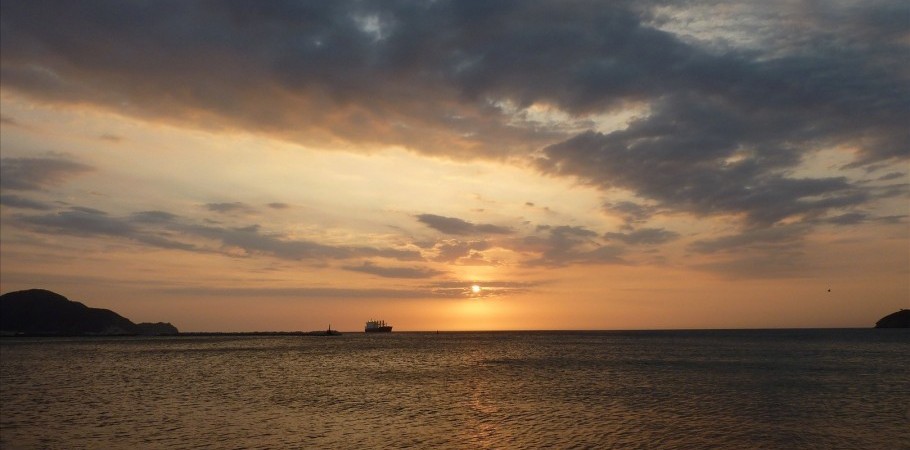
xmin=1 ymin=0 xmax=907 ymax=331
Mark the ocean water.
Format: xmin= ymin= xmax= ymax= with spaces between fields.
xmin=1 ymin=329 xmax=908 ymax=449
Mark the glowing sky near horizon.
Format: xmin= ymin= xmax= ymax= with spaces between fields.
xmin=0 ymin=0 xmax=907 ymax=331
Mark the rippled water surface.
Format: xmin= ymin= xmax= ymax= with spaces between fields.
xmin=2 ymin=329 xmax=908 ymax=449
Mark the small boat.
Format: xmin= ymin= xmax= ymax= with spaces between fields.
xmin=365 ymin=319 xmax=392 ymax=333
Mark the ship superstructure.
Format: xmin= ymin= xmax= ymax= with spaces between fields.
xmin=364 ymin=319 xmax=392 ymax=333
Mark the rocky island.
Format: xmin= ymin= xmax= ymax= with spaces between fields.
xmin=874 ymin=309 xmax=910 ymax=328
xmin=0 ymin=289 xmax=178 ymax=336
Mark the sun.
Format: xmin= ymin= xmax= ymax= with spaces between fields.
xmin=471 ymin=284 xmax=482 ymax=294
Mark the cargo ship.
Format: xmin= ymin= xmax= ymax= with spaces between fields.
xmin=364 ymin=319 xmax=392 ymax=333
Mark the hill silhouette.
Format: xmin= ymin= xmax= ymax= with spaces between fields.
xmin=875 ymin=309 xmax=910 ymax=328
xmin=0 ymin=289 xmax=177 ymax=336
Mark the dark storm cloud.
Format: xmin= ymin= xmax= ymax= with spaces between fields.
xmin=342 ymin=261 xmax=445 ymax=279
xmin=416 ymin=214 xmax=512 ymax=236
xmin=0 ymin=156 xmax=93 ymax=191
xmin=1 ymin=0 xmax=906 ymax=240
xmin=538 ymin=97 xmax=875 ymax=228
xmin=876 ymin=215 xmax=907 ymax=225
xmin=0 ymin=0 xmax=564 ymax=156
xmin=530 ymin=1 xmax=909 ymax=227
xmin=518 ymin=225 xmax=625 ymax=266
xmin=869 ymin=182 xmax=910 ymax=201
xmin=13 ymin=205 xmax=422 ymax=262
xmin=0 ymin=194 xmax=53 ymax=210
xmin=3 ymin=1 xmax=902 ymax=161
xmin=823 ymin=212 xmax=868 ymax=226
xmin=604 ymin=201 xmax=660 ymax=228
xmin=875 ymin=172 xmax=904 ymax=182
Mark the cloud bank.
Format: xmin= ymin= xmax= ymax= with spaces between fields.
xmin=14 ymin=206 xmax=423 ymax=263
xmin=1 ymin=0 xmax=906 ymax=277
xmin=417 ymin=214 xmax=512 ymax=236
xmin=3 ymin=1 xmax=904 ymax=162
xmin=0 ymin=156 xmax=93 ymax=191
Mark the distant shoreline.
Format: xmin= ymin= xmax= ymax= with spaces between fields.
xmin=178 ymin=331 xmax=341 ymax=336
xmin=1 ymin=331 xmax=346 ymax=337
xmin=3 ymin=327 xmax=908 ymax=338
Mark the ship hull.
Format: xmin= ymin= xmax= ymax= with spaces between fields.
xmin=364 ymin=326 xmax=392 ymax=333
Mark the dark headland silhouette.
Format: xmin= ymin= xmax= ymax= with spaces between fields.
xmin=1 ymin=288 xmax=338 ymax=336
xmin=4 ymin=288 xmax=905 ymax=334
xmin=0 ymin=289 xmax=178 ymax=336
xmin=874 ymin=309 xmax=910 ymax=328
